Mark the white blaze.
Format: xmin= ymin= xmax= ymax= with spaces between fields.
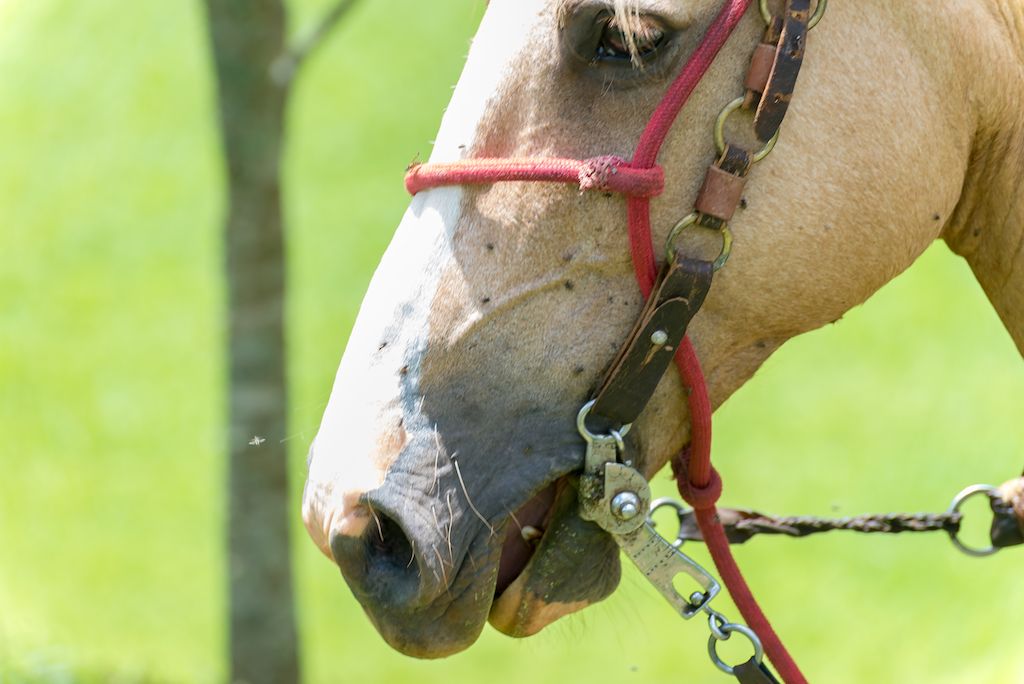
xmin=306 ymin=0 xmax=546 ymax=544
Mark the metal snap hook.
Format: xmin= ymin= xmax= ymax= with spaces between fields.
xmin=576 ymin=400 xmax=632 ymax=445
xmin=947 ymin=484 xmax=1001 ymax=557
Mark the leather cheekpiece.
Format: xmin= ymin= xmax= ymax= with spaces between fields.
xmin=754 ymin=0 xmax=810 ymax=142
xmin=589 ymin=257 xmax=714 ymax=429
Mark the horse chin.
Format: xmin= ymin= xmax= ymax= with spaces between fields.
xmin=489 ymin=480 xmax=622 ymax=637
xmin=489 ymin=577 xmax=590 ymax=637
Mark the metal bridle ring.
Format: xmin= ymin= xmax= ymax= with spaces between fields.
xmin=665 ymin=212 xmax=733 ymax=271
xmin=576 ymin=400 xmax=632 ymax=445
xmin=759 ymin=0 xmax=828 ymax=30
xmin=707 ymin=622 xmax=765 ymax=676
xmin=715 ymin=97 xmax=780 ymax=164
xmin=947 ymin=484 xmax=1000 ymax=558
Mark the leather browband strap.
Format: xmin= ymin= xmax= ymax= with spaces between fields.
xmin=589 ymin=256 xmax=714 ymax=428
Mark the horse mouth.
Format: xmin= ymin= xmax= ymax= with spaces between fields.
xmin=495 ymin=480 xmax=561 ymax=597
xmin=489 ymin=476 xmax=621 ymax=637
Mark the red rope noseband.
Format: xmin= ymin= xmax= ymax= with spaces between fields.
xmin=406 ymin=156 xmax=665 ymax=198
xmin=404 ymin=2 xmax=805 ymax=681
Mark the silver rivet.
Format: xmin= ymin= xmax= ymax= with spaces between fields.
xmin=611 ymin=492 xmax=641 ymax=520
xmin=650 ymin=330 xmax=669 ymax=347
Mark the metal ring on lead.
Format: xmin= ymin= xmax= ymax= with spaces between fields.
xmin=664 ymin=212 xmax=733 ymax=271
xmin=759 ymin=0 xmax=828 ymax=29
xmin=714 ymin=97 xmax=780 ymax=164
xmin=707 ymin=622 xmax=765 ymax=675
xmin=576 ymin=400 xmax=632 ymax=444
xmin=947 ymin=484 xmax=1000 ymax=558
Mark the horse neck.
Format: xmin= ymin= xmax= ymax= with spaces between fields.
xmin=943 ymin=0 xmax=1024 ymax=356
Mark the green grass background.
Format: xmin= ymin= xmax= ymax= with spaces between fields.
xmin=1 ymin=0 xmax=1022 ymax=682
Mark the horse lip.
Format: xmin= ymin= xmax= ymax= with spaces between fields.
xmin=489 ymin=475 xmax=623 ymax=637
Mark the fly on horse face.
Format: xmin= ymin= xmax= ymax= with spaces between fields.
xmin=303 ymin=0 xmax=1024 ymax=676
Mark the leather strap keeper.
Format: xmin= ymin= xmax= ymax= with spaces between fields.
xmin=589 ymin=256 xmax=713 ymax=428
xmin=744 ymin=42 xmax=777 ymax=95
xmin=695 ymin=164 xmax=748 ymax=222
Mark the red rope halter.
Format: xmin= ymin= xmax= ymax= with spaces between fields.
xmin=405 ymin=2 xmax=805 ymax=681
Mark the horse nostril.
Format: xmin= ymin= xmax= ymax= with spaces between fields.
xmin=367 ymin=514 xmax=416 ymax=570
xmin=331 ymin=511 xmax=422 ymax=607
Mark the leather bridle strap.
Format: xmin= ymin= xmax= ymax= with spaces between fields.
xmin=405 ymin=1 xmax=809 ymax=681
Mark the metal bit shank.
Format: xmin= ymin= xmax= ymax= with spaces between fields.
xmin=614 ymin=522 xmax=721 ymax=618
xmin=580 ymin=460 xmax=720 ymax=619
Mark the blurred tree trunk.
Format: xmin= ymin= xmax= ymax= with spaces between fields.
xmin=204 ymin=2 xmax=296 ymax=683
xmin=204 ymin=1 xmax=360 ymax=681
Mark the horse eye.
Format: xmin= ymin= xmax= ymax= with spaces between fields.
xmin=595 ymin=14 xmax=666 ymax=64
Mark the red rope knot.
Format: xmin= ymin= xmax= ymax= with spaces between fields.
xmin=672 ymin=448 xmax=723 ymax=510
xmin=579 ymin=156 xmax=664 ymax=197
xmin=578 ymin=156 xmax=626 ymax=192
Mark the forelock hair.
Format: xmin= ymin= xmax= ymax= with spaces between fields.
xmin=612 ymin=0 xmax=644 ymax=62
xmin=557 ymin=0 xmax=646 ymax=64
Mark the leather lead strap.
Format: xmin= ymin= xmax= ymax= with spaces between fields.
xmin=735 ymin=658 xmax=782 ymax=683
xmin=589 ymin=257 xmax=714 ymax=428
xmin=754 ymin=0 xmax=810 ymax=141
xmin=991 ymin=475 xmax=1024 ymax=548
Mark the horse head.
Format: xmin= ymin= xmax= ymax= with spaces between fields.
xmin=303 ymin=0 xmax=1024 ymax=658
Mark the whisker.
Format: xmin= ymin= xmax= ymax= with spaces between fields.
xmin=430 ymin=425 xmax=442 ymax=494
xmin=445 ymin=490 xmax=456 ymax=565
xmin=367 ymin=502 xmax=385 ymax=541
xmin=431 ymin=504 xmax=443 ymax=535
xmin=433 ymin=546 xmax=450 ymax=588
xmin=451 ymin=454 xmax=496 ymax=537
xmin=407 ymin=538 xmax=417 ymax=568
xmin=506 ymin=507 xmax=524 ymax=533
